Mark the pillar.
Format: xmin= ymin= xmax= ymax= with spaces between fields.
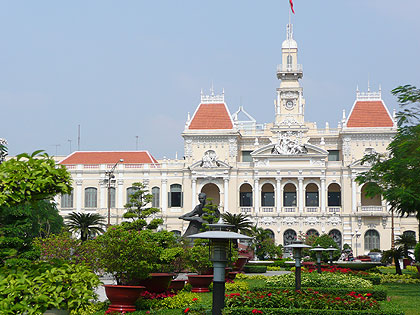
xmin=320 ymin=178 xmax=326 ymax=213
xmin=254 ymin=178 xmax=259 ymax=213
xmin=224 ymin=178 xmax=229 ymax=213
xmin=276 ymin=177 xmax=282 ymax=213
xmin=298 ymin=177 xmax=304 ymax=213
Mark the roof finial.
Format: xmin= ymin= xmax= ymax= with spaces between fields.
xmin=210 ymin=82 xmax=214 ymax=96
xmin=356 ymin=84 xmax=359 ymax=92
xmin=286 ymin=23 xmax=293 ymax=40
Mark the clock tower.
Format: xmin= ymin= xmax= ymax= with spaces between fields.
xmin=274 ymin=24 xmax=306 ymax=129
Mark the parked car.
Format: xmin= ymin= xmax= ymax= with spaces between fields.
xmin=367 ymin=251 xmax=382 ymax=262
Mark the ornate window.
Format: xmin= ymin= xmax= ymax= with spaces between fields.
xmin=61 ymin=191 xmax=73 ymax=208
xmin=283 ymin=183 xmax=296 ymax=207
xmin=306 ymin=229 xmax=319 ymax=237
xmin=261 ymin=183 xmax=275 ymax=207
xmin=305 ymin=183 xmax=319 ymax=207
xmin=283 ymin=229 xmax=297 ymax=250
xmin=265 ymin=229 xmax=275 ymax=240
xmin=361 ymin=184 xmax=381 ymax=206
xmin=169 ymin=184 xmax=182 ymax=207
xmin=126 ymin=186 xmax=139 ymax=204
xmin=329 ymin=229 xmax=342 ymax=249
xmin=364 ymin=230 xmax=380 ymax=251
xmin=109 ymin=187 xmax=116 ymax=208
xmin=152 ymin=187 xmax=160 ymax=208
xmin=240 ymin=183 xmax=253 ymax=207
xmin=84 ymin=187 xmax=97 ymax=208
xmin=328 ymin=183 xmax=341 ymax=207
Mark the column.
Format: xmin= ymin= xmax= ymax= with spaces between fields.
xmin=100 ymin=183 xmax=106 ymax=209
xmin=276 ymin=177 xmax=282 ymax=214
xmin=76 ymin=180 xmax=82 ymax=211
xmin=254 ymin=178 xmax=259 ymax=214
xmin=351 ymin=175 xmax=357 ymax=213
xmin=161 ymin=178 xmax=168 ymax=214
xmin=320 ymin=178 xmax=326 ymax=213
xmin=191 ymin=178 xmax=197 ymax=209
xmin=117 ymin=179 xmax=124 ymax=209
xmin=224 ymin=178 xmax=229 ymax=213
xmin=298 ymin=177 xmax=304 ymax=213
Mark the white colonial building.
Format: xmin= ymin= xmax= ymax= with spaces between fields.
xmin=58 ymin=24 xmax=418 ymax=254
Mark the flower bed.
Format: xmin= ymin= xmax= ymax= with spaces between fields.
xmin=379 ymin=273 xmax=420 ymax=284
xmin=266 ymin=272 xmax=373 ymax=289
xmin=136 ymin=290 xmax=201 ymax=310
xmin=307 ymin=266 xmax=381 ymax=285
xmin=225 ymin=290 xmax=380 ymax=311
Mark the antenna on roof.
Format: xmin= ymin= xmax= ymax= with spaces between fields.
xmin=77 ymin=124 xmax=81 ymax=151
xmin=136 ymin=136 xmax=139 ymax=150
xmin=367 ymin=74 xmax=370 ymax=92
xmin=210 ymin=82 xmax=215 ymax=96
xmin=68 ymin=139 xmax=72 ymax=154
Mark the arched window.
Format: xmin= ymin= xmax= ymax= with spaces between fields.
xmin=329 ymin=229 xmax=342 ymax=249
xmin=283 ymin=183 xmax=297 ymax=207
xmin=109 ymin=187 xmax=116 ymax=208
xmin=402 ymin=230 xmax=416 ymax=246
xmin=239 ymin=183 xmax=253 ymax=207
xmin=305 ymin=183 xmax=319 ymax=207
xmin=361 ymin=183 xmax=381 ymax=206
xmin=287 ymin=55 xmax=293 ymax=68
xmin=283 ymin=229 xmax=297 ymax=254
xmin=169 ymin=184 xmax=182 ymax=207
xmin=61 ymin=191 xmax=73 ymax=208
xmin=84 ymin=187 xmax=97 ymax=208
xmin=265 ymin=229 xmax=275 ymax=240
xmin=328 ymin=183 xmax=341 ymax=206
xmin=126 ymin=186 xmax=139 ymax=204
xmin=261 ymin=183 xmax=275 ymax=207
xmin=306 ymin=229 xmax=319 ymax=237
xmin=152 ymin=187 xmax=160 ymax=208
xmin=171 ymin=230 xmax=181 ymax=237
xmin=365 ymin=230 xmax=380 ymax=251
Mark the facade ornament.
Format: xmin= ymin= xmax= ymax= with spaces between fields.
xmin=382 ymin=216 xmax=387 ymax=228
xmin=260 ymin=217 xmax=276 ymax=226
xmin=343 ymin=137 xmax=351 ymax=157
xmin=367 ymin=223 xmax=377 ymax=229
xmin=255 ymin=159 xmax=269 ymax=167
xmin=184 ymin=139 xmax=192 ymax=158
xmin=76 ymin=179 xmax=83 ymax=186
xmin=283 ymin=216 xmax=297 ymax=226
xmin=310 ymin=158 xmax=325 ymax=166
xmin=304 ymin=216 xmax=319 ymax=226
xmin=280 ymin=115 xmax=299 ymax=126
xmin=326 ymin=216 xmax=341 ymax=226
xmin=228 ymin=138 xmax=238 ymax=157
xmin=272 ymin=133 xmax=307 ymax=155
xmin=200 ymin=150 xmax=220 ymax=168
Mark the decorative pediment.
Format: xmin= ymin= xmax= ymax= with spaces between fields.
xmin=251 ymin=143 xmax=328 ymax=157
xmin=190 ymin=150 xmax=231 ymax=169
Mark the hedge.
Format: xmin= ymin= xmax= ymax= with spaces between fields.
xmin=249 ymin=286 xmax=388 ymax=301
xmin=221 ymin=305 xmax=403 ymax=315
xmin=244 ymin=265 xmax=267 ymax=273
xmin=360 ymin=274 xmax=381 ymax=285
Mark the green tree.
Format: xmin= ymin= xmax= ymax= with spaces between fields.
xmin=395 ymin=233 xmax=416 ymax=258
xmin=0 ymin=151 xmax=71 ymax=265
xmin=201 ymin=198 xmax=220 ymax=231
xmin=309 ymin=234 xmax=340 ymax=263
xmin=0 ymin=138 xmax=7 ymax=164
xmin=123 ymin=182 xmax=162 ymax=230
xmin=356 ymin=85 xmax=420 ymax=241
xmin=221 ymin=212 xmax=253 ymax=249
xmin=382 ymin=247 xmax=404 ymax=275
xmin=65 ymin=212 xmax=105 ymax=242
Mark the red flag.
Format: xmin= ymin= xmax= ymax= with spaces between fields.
xmin=289 ymin=0 xmax=295 ymax=14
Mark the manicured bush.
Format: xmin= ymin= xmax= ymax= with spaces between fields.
xmin=379 ymin=273 xmax=420 ymax=284
xmin=334 ymin=262 xmax=381 ymax=271
xmin=266 ymin=272 xmax=373 ymax=289
xmin=225 ymin=280 xmax=249 ymax=292
xmin=244 ymin=265 xmax=267 ymax=273
xmin=0 ymin=261 xmax=99 ymax=314
xmin=273 ymin=258 xmax=293 ymax=268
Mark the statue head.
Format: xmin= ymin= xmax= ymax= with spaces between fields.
xmin=198 ymin=192 xmax=206 ymax=205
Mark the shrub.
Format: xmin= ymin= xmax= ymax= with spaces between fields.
xmin=236 ymin=273 xmax=270 ymax=281
xmin=0 ymin=261 xmax=99 ymax=314
xmin=225 ymin=280 xmax=249 ymax=292
xmin=414 ymin=242 xmax=420 ymax=263
xmin=222 ymin=307 xmax=403 ymax=315
xmin=244 ymin=265 xmax=267 ymax=273
xmin=379 ymin=273 xmax=420 ymax=284
xmin=273 ymin=258 xmax=293 ymax=268
xmin=266 ymin=272 xmax=373 ymax=289
xmin=309 ymin=234 xmax=340 ymax=262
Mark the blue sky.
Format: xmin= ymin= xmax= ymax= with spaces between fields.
xmin=1 ymin=0 xmax=419 ymax=158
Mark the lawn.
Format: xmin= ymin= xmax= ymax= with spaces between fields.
xmin=383 ymin=283 xmax=420 ymax=315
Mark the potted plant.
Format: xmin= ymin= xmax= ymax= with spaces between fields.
xmin=186 ymin=239 xmax=214 ymax=292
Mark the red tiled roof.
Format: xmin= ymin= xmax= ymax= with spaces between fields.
xmin=346 ymin=101 xmax=394 ymax=128
xmin=189 ymin=103 xmax=233 ymax=130
xmin=59 ymin=151 xmax=158 ymax=165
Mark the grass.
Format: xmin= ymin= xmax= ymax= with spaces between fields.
xmin=382 ymin=283 xmax=420 ymax=315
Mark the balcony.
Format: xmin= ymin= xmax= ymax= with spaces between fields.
xmin=261 ymin=207 xmax=274 ymax=213
xmin=283 ymin=207 xmax=296 ymax=213
xmin=240 ymin=207 xmax=253 ymax=214
xmin=360 ymin=206 xmax=384 ymax=212
xmin=306 ymin=207 xmax=319 ymax=213
xmin=328 ymin=207 xmax=341 ymax=214
xmin=276 ymin=64 xmax=303 ymax=79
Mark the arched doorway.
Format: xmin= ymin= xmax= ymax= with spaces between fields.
xmin=201 ymin=183 xmax=220 ymax=206
xmin=329 ymin=229 xmax=342 ymax=249
xmin=283 ymin=229 xmax=297 ymax=255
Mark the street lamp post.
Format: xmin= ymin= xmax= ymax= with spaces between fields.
xmin=325 ymin=246 xmax=338 ymax=266
xmin=188 ymin=222 xmax=252 ymax=315
xmin=352 ymin=229 xmax=362 ymax=258
xmin=285 ymin=241 xmax=311 ymax=290
xmin=105 ymin=159 xmax=124 ymax=227
xmin=310 ymin=245 xmax=326 ymax=273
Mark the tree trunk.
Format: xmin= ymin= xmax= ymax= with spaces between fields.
xmin=395 ymin=256 xmax=403 ymax=275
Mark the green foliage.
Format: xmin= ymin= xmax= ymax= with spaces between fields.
xmin=222 ymin=307 xmax=404 ymax=315
xmin=266 ymin=272 xmax=373 ymax=289
xmin=96 ymin=226 xmax=183 ymax=283
xmin=249 ymin=225 xmax=279 ymax=260
xmin=201 ymin=198 xmax=220 ymax=231
xmin=154 ymin=291 xmax=201 ymax=309
xmin=0 ymin=200 xmax=64 ymax=265
xmin=0 ymin=261 xmax=99 ymax=314
xmin=273 ymin=258 xmax=293 ymax=268
xmin=381 ymin=248 xmax=404 ymax=275
xmin=0 ymin=150 xmax=72 ymax=207
xmin=309 ymin=234 xmax=340 ymax=263
xmin=221 ymin=212 xmax=253 ymax=234
xmin=243 ymin=264 xmax=267 ymax=273
xmin=0 ymin=139 xmax=7 ymax=164
xmin=414 ymin=242 xmax=420 ymax=262
xmin=379 ymin=273 xmax=420 ymax=284
xmin=123 ymin=182 xmax=163 ymax=229
xmin=225 ymin=280 xmax=249 ymax=292
xmin=66 ymin=212 xmax=105 ymax=242
xmin=34 ymin=232 xmax=103 ymax=273
xmin=186 ymin=239 xmax=212 ymax=274
xmin=395 ymin=234 xmax=416 ymax=258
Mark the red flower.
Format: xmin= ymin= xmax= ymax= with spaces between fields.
xmin=366 ymin=293 xmax=372 ymax=297
xmin=184 ymin=308 xmax=190 ymax=313
xmin=252 ymin=309 xmax=263 ymax=314
xmin=192 ymin=298 xmax=198 ymax=301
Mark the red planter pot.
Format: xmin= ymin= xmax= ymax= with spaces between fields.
xmin=402 ymin=258 xmax=411 ymax=269
xmin=187 ymin=274 xmax=213 ymax=293
xmin=137 ymin=273 xmax=174 ymax=293
xmin=228 ymin=271 xmax=240 ymax=280
xmin=168 ymin=279 xmax=186 ymax=292
xmin=104 ymin=285 xmax=145 ymax=313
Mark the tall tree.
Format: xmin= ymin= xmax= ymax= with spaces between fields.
xmin=66 ymin=212 xmax=105 ymax=242
xmin=0 ymin=138 xmax=7 ymax=164
xmin=356 ymin=85 xmax=420 ymax=241
xmin=221 ymin=212 xmax=253 ymax=234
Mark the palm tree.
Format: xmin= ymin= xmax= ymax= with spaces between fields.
xmin=66 ymin=212 xmax=105 ymax=241
xmin=221 ymin=212 xmax=253 ymax=234
xmin=382 ymin=247 xmax=404 ymax=275
xmin=395 ymin=233 xmax=417 ymax=258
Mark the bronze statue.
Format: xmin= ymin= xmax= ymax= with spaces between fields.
xmin=179 ymin=192 xmax=220 ymax=237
